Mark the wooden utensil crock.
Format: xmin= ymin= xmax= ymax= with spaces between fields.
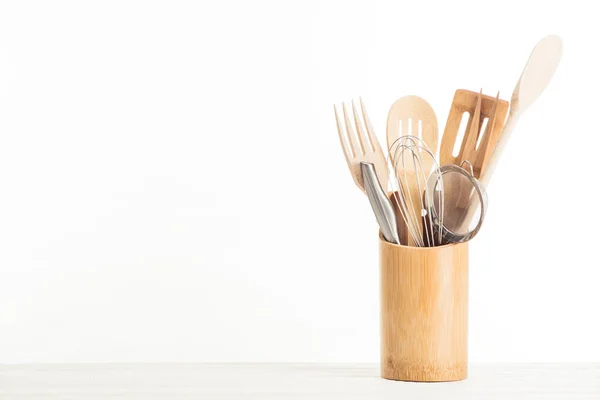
xmin=380 ymin=234 xmax=468 ymax=382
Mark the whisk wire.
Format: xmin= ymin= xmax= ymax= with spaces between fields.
xmin=388 ymin=135 xmax=444 ymax=247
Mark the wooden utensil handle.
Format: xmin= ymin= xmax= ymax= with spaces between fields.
xmin=479 ymin=112 xmax=519 ymax=186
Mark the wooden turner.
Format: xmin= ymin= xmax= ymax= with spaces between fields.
xmin=440 ymin=89 xmax=509 ymax=179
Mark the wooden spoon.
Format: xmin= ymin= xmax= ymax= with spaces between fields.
xmin=480 ymin=35 xmax=563 ymax=186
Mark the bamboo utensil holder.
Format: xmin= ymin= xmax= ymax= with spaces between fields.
xmin=380 ymin=235 xmax=468 ymax=382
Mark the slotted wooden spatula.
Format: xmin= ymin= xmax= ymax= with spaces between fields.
xmin=440 ymin=89 xmax=509 ymax=178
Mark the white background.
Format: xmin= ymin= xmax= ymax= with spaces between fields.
xmin=0 ymin=0 xmax=597 ymax=363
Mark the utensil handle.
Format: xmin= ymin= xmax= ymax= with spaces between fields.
xmin=479 ymin=112 xmax=519 ymax=186
xmin=452 ymin=113 xmax=518 ymax=234
xmin=361 ymin=162 xmax=400 ymax=244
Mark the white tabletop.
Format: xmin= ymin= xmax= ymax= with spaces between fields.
xmin=1 ymin=363 xmax=599 ymax=399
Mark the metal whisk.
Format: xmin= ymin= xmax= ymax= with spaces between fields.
xmin=388 ymin=136 xmax=444 ymax=247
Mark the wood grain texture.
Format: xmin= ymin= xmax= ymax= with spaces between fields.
xmin=380 ymin=237 xmax=468 ymax=381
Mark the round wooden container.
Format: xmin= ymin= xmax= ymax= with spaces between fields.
xmin=379 ymin=235 xmax=469 ymax=382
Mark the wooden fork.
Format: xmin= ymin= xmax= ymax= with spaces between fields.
xmin=334 ymin=98 xmax=388 ymax=193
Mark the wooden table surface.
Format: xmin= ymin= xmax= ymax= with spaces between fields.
xmin=1 ymin=363 xmax=599 ymax=399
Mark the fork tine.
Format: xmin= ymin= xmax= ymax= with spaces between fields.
xmin=352 ymin=100 xmax=370 ymax=154
xmin=359 ymin=97 xmax=381 ymax=153
xmin=342 ymin=103 xmax=362 ymax=157
xmin=334 ymin=105 xmax=353 ymax=163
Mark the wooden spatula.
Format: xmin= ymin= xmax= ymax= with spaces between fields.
xmin=440 ymin=89 xmax=509 ymax=179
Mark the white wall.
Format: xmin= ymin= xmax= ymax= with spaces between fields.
xmin=0 ymin=0 xmax=597 ymax=363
